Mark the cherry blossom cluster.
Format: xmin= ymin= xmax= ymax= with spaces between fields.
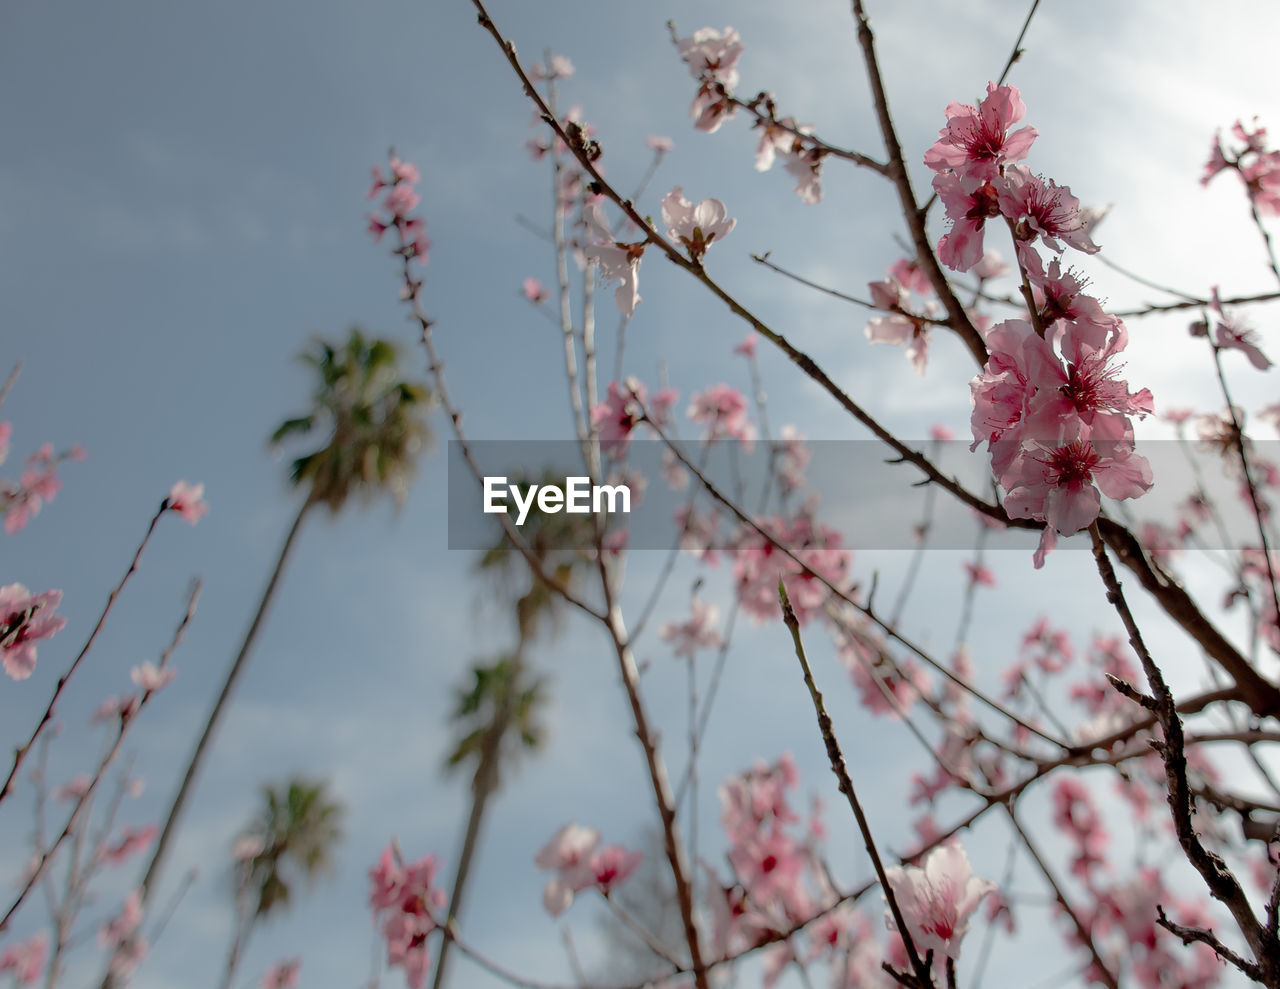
xmin=927 ymin=83 xmax=1098 ymax=272
xmin=590 ymin=377 xmax=677 ymax=458
xmin=836 ymin=617 xmax=931 ymax=719
xmin=941 ymin=87 xmax=1155 ymax=565
xmin=733 ymin=508 xmax=850 ymax=624
xmin=583 ymin=186 xmax=736 ymax=318
xmin=368 ymin=844 xmax=449 ymax=989
xmin=704 ymin=754 xmax=995 ymax=985
xmin=367 ymin=156 xmax=430 ymax=264
xmin=0 ymin=933 xmax=46 ymax=985
xmin=864 ymin=259 xmax=944 ymax=375
xmin=1202 ymin=118 xmax=1280 ymax=217
xmin=673 ymin=27 xmax=825 ymax=203
xmin=0 ymin=428 xmax=85 ymax=535
xmin=659 ymin=596 xmax=723 ymax=657
xmin=533 ymin=823 xmax=642 ymax=917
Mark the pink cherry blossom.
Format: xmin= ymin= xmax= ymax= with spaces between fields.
xmin=776 ymin=425 xmax=811 ymax=495
xmin=589 ymin=845 xmax=643 ymax=894
xmin=998 ymin=165 xmax=1100 ymax=261
xmin=166 ymin=480 xmax=208 ymax=523
xmin=782 ymin=146 xmax=823 ymax=204
xmin=1002 ymin=426 xmax=1153 ymax=568
xmin=0 ymin=421 xmax=10 ymax=466
xmin=924 ymin=82 xmax=1037 ymax=182
xmin=968 ymin=318 xmax=1038 ymax=477
xmin=590 ymin=379 xmax=648 ymax=458
xmin=93 ymin=693 xmax=140 ymax=725
xmin=883 ymin=842 xmax=995 ymax=963
xmin=367 ymin=156 xmax=429 ymax=264
xmin=0 ymin=931 xmax=47 ymax=985
xmin=842 ymin=636 xmax=930 ymax=719
xmin=535 ymin=823 xmax=601 ymax=916
xmin=1052 ymin=778 xmax=1108 ymax=879
xmin=733 ymin=512 xmax=850 ymax=624
xmin=646 ymin=135 xmax=674 ymax=154
xmin=367 ymin=844 xmax=447 ymax=989
xmin=1203 ymin=119 xmax=1280 ymax=216
xmin=963 ymin=561 xmax=996 ymax=587
xmin=55 ymin=774 xmax=92 ymax=801
xmin=1022 ymin=253 xmax=1117 ymax=333
xmin=0 ymin=584 xmax=66 ymax=681
xmin=521 ymin=277 xmax=549 ymax=304
xmin=131 ymin=661 xmax=176 ymax=693
xmin=99 ymin=890 xmax=143 ymax=949
xmin=659 ymin=597 xmax=723 ymax=657
xmin=1020 ymin=317 xmax=1154 ymax=441
xmin=583 ymin=205 xmax=645 ymax=317
xmin=675 ymin=27 xmax=744 ymax=133
xmin=865 ymin=309 xmax=930 ymax=375
xmin=889 ymin=257 xmax=933 ymax=296
xmin=101 ymin=824 xmax=158 ymax=866
xmin=688 ymin=384 xmax=756 ymax=449
xmin=661 ymin=186 xmax=736 ymax=261
xmin=932 ymin=172 xmax=1001 ymax=272
xmin=733 ymin=333 xmax=758 ymax=358
xmin=1209 ymin=287 xmax=1272 ymax=369
xmin=971 ymin=250 xmax=1011 ymax=280
xmin=260 ymin=958 xmax=301 ymax=989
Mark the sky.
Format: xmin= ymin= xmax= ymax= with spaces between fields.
xmin=2 ymin=0 xmax=1280 ymax=987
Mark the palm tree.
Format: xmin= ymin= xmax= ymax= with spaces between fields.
xmin=221 ymin=778 xmax=344 ymax=989
xmin=431 ymin=476 xmax=592 ymax=989
xmin=444 ymin=656 xmax=549 ymax=786
xmin=103 ymin=328 xmax=431 ymax=989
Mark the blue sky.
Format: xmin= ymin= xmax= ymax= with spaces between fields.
xmin=2 ymin=0 xmax=1280 ymax=986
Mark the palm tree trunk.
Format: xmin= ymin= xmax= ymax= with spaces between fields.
xmin=430 ymin=640 xmax=526 ymax=989
xmin=218 ymin=899 xmax=254 ymax=989
xmin=100 ymin=497 xmax=314 ymax=989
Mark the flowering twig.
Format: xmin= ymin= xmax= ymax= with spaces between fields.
xmin=1 ymin=503 xmax=167 ymax=806
xmin=778 ymin=579 xmax=933 ymax=987
xmin=2 ymin=579 xmax=199 ymax=934
xmin=1088 ymin=522 xmax=1280 ymax=983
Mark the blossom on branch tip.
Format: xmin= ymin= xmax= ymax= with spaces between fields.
xmin=675 ymin=26 xmax=744 ymax=133
xmin=883 ymin=842 xmax=995 ymax=963
xmin=165 ymin=480 xmax=207 ymax=523
xmin=591 ymin=378 xmax=656 ymax=458
xmin=367 ymin=844 xmax=447 ymax=989
xmin=521 ymin=277 xmax=549 ymax=304
xmin=583 ymin=204 xmax=644 ymax=317
xmin=661 ymin=185 xmax=735 ymax=261
xmin=924 ymin=82 xmax=1037 ymax=182
xmin=1208 ymin=287 xmax=1272 ymax=369
xmin=131 ymin=661 xmax=176 ymax=693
